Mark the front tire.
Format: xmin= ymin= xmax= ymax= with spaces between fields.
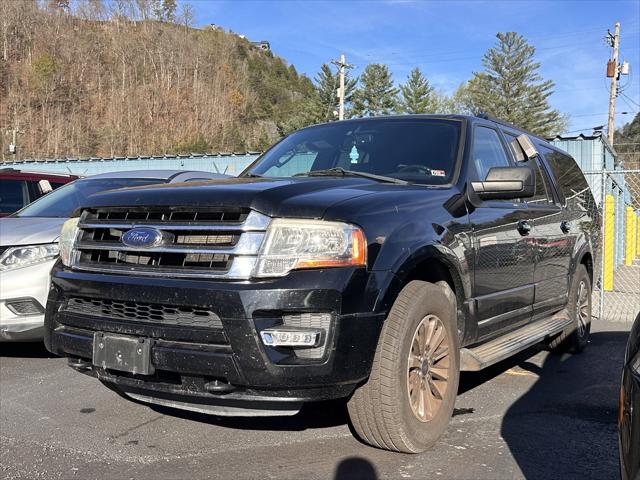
xmin=347 ymin=280 xmax=460 ymax=453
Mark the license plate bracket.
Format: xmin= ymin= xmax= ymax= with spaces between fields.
xmin=93 ymin=332 xmax=155 ymax=375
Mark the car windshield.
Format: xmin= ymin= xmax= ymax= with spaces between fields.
xmin=14 ymin=178 xmax=163 ymax=218
xmin=245 ymin=118 xmax=462 ymax=185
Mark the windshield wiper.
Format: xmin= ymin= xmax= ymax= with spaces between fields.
xmin=294 ymin=168 xmax=407 ymax=185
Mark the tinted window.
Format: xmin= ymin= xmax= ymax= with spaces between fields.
xmin=525 ymin=158 xmax=554 ymax=205
xmin=248 ymin=119 xmax=462 ymax=185
xmin=0 ymin=180 xmax=28 ymax=214
xmin=15 ymin=178 xmax=164 ymax=218
xmin=471 ymin=127 xmax=510 ymax=180
xmin=540 ymin=146 xmax=590 ymax=210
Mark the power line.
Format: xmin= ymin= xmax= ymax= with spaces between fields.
xmin=363 ymin=33 xmax=640 ymax=68
xmin=620 ymin=92 xmax=640 ymax=108
xmin=359 ymin=24 xmax=640 ymax=64
xmin=572 ymin=111 xmax=636 ymax=117
xmin=563 ymin=126 xmax=606 ymax=134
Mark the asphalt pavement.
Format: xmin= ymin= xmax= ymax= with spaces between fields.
xmin=0 ymin=321 xmax=630 ymax=480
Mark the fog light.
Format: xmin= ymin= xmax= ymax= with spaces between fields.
xmin=5 ymin=297 xmax=44 ymax=316
xmin=260 ymin=328 xmax=322 ymax=347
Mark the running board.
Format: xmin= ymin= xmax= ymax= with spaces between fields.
xmin=460 ymin=312 xmax=572 ymax=371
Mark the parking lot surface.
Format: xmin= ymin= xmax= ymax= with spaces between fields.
xmin=0 ymin=321 xmax=630 ymax=480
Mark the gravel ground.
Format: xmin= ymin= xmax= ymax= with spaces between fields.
xmin=0 ymin=321 xmax=630 ymax=480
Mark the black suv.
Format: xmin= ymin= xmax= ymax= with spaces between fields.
xmin=45 ymin=115 xmax=599 ymax=453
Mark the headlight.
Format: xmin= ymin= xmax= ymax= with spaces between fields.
xmin=0 ymin=243 xmax=60 ymax=272
xmin=59 ymin=217 xmax=80 ymax=267
xmin=253 ymin=219 xmax=366 ymax=278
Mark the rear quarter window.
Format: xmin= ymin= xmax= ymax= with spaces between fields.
xmin=540 ymin=146 xmax=591 ymax=210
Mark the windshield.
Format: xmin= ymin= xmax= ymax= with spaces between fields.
xmin=246 ymin=118 xmax=462 ymax=185
xmin=14 ymin=178 xmax=164 ymax=218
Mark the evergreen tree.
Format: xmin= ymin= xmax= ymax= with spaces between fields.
xmin=463 ymin=32 xmax=566 ymax=136
xmin=312 ymin=63 xmax=357 ymax=122
xmin=615 ymin=113 xmax=640 ymax=170
xmin=398 ymin=68 xmax=436 ymax=114
xmin=351 ymin=64 xmax=398 ymax=117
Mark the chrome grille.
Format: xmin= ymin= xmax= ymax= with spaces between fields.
xmin=70 ymin=207 xmax=270 ymax=279
xmin=65 ymin=296 xmax=223 ymax=329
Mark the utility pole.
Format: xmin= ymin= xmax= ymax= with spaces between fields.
xmin=331 ymin=54 xmax=353 ymax=120
xmin=606 ymin=22 xmax=620 ymax=145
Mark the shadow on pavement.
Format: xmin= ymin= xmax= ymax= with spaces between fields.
xmin=333 ymin=456 xmax=378 ymax=479
xmin=501 ymin=331 xmax=628 ymax=480
xmin=148 ymin=398 xmax=350 ymax=431
xmin=0 ymin=341 xmax=55 ymax=358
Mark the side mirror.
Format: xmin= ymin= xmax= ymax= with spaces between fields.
xmin=471 ymin=166 xmax=535 ymax=201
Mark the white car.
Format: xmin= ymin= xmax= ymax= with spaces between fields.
xmin=0 ymin=169 xmax=228 ymax=341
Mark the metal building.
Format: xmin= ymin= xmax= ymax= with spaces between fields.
xmin=1 ymin=153 xmax=260 ymax=177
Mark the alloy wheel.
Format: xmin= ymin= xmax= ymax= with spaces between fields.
xmin=407 ymin=314 xmax=450 ymax=422
xmin=576 ymin=280 xmax=590 ymax=337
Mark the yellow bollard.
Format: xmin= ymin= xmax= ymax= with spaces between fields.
xmin=637 ymin=213 xmax=640 ymax=258
xmin=625 ymin=207 xmax=636 ymax=266
xmin=604 ymin=195 xmax=615 ymax=291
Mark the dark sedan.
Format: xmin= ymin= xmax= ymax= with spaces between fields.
xmin=620 ymin=311 xmax=640 ymax=480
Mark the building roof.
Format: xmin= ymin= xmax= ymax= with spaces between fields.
xmin=549 ymin=132 xmax=606 ymax=141
xmin=2 ymin=152 xmax=262 ymax=164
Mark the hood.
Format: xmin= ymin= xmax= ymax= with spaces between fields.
xmin=0 ymin=217 xmax=66 ymax=246
xmin=77 ymin=176 xmax=385 ymax=218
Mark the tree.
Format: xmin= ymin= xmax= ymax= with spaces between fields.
xmin=615 ymin=113 xmax=640 ymax=170
xmin=351 ymin=63 xmax=398 ymax=117
xmin=151 ymin=0 xmax=176 ymax=22
xmin=311 ymin=63 xmax=356 ymax=123
xmin=463 ymin=32 xmax=566 ymax=136
xmin=398 ymin=68 xmax=436 ymax=114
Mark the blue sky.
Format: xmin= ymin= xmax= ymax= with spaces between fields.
xmin=187 ymin=0 xmax=640 ymax=133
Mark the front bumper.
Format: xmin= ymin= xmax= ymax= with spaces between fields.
xmin=0 ymin=258 xmax=56 ymax=342
xmin=45 ymin=264 xmax=389 ymax=412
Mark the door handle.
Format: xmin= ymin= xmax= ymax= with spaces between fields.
xmin=517 ymin=220 xmax=532 ymax=236
xmin=560 ymin=221 xmax=571 ymax=233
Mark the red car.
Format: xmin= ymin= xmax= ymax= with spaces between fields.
xmin=0 ymin=168 xmax=78 ymax=217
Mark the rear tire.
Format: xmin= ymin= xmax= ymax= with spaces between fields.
xmin=549 ymin=264 xmax=591 ymax=353
xmin=347 ymin=280 xmax=460 ymax=453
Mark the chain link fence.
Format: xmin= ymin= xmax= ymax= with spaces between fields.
xmin=584 ymin=169 xmax=640 ymax=323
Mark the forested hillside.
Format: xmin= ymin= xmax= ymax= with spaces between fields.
xmin=0 ymin=1 xmax=314 ymax=159
xmin=1 ymin=2 xmax=574 ymax=160
xmin=615 ymin=113 xmax=640 ymax=170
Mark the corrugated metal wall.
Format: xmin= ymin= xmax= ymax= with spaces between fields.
xmin=551 ymin=134 xmax=636 ymax=269
xmin=1 ymin=154 xmax=259 ymax=177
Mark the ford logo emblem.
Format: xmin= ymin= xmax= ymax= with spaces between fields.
xmin=121 ymin=227 xmax=165 ymax=249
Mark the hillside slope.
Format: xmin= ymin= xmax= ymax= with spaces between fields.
xmin=0 ymin=2 xmax=314 ymax=159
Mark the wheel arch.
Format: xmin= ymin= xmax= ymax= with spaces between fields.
xmin=579 ymin=250 xmax=594 ymax=286
xmin=375 ymin=245 xmax=472 ymax=344
xmin=570 ymin=244 xmax=595 ymax=288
